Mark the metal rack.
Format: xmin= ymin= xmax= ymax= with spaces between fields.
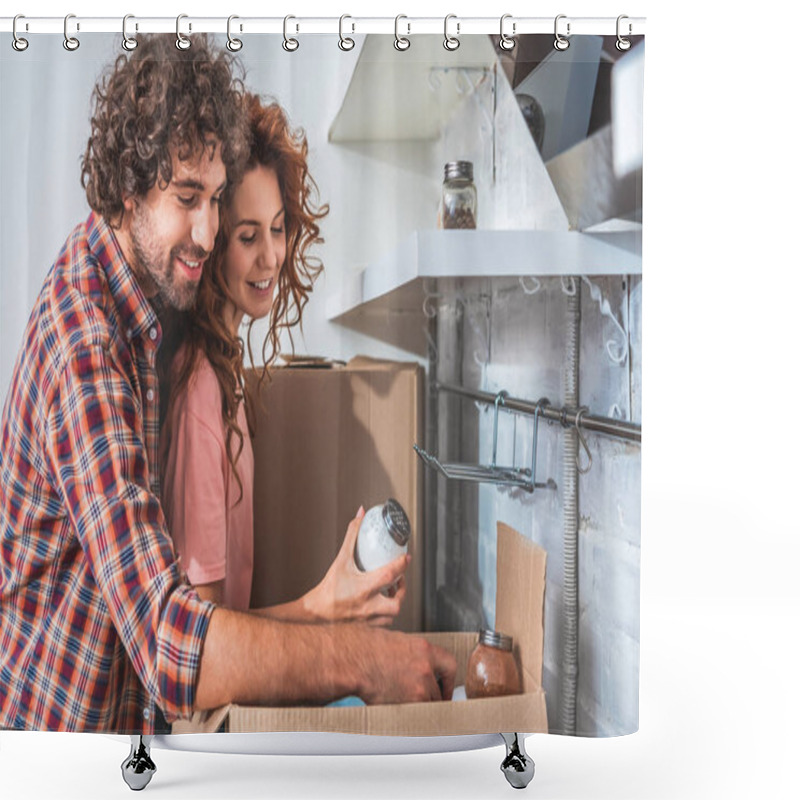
xmin=414 ymin=382 xmax=641 ymax=491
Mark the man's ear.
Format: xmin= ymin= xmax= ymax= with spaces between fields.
xmin=122 ymin=194 xmax=136 ymax=214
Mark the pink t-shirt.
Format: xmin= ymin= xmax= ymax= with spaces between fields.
xmin=161 ymin=348 xmax=254 ymax=612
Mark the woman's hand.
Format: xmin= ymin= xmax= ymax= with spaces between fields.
xmin=305 ymin=506 xmax=410 ymax=627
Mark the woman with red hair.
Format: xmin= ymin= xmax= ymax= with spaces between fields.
xmin=161 ymin=94 xmax=408 ymax=625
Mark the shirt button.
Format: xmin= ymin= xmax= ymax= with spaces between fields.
xmin=146 ymin=389 xmax=155 ymax=403
xmin=143 ymin=708 xmax=151 ymax=721
xmin=126 ymin=328 xmax=133 ymax=341
xmin=149 ymin=327 xmax=158 ymax=341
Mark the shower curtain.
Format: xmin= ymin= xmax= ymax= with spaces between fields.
xmin=0 ymin=25 xmax=643 ymax=744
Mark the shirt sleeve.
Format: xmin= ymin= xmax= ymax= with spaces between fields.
xmin=45 ymin=343 xmax=215 ymax=721
xmin=164 ymin=381 xmax=230 ymax=587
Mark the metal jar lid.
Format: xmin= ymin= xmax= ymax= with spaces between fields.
xmin=479 ymin=628 xmax=513 ymax=651
xmin=444 ymin=160 xmax=473 ymax=182
xmin=381 ymin=498 xmax=411 ymax=546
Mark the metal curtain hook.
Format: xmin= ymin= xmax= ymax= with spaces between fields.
xmin=227 ymin=15 xmax=242 ymax=51
xmin=339 ymin=14 xmax=355 ymax=51
xmin=176 ymin=14 xmax=190 ymax=50
xmin=499 ymin=14 xmax=516 ymax=51
xmin=554 ymin=14 xmax=570 ymax=51
xmin=283 ymin=15 xmax=299 ymax=51
xmin=616 ymin=15 xmax=632 ymax=51
xmin=12 ymin=15 xmax=29 ymax=52
xmin=444 ymin=14 xmax=460 ymax=51
xmin=122 ymin=14 xmax=138 ymax=51
xmin=394 ymin=15 xmax=410 ymax=51
xmin=63 ymin=14 xmax=80 ymax=51
xmin=574 ymin=407 xmax=593 ymax=474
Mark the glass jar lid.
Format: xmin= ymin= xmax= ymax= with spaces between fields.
xmin=444 ymin=160 xmax=473 ymax=182
xmin=382 ymin=498 xmax=411 ymax=546
xmin=479 ymin=628 xmax=513 ymax=651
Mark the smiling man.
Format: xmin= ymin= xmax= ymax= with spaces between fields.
xmin=0 ymin=34 xmax=248 ymax=734
xmin=0 ymin=34 xmax=456 ymax=740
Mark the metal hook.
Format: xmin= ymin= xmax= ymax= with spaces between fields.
xmin=499 ymin=14 xmax=516 ymax=51
xmin=63 ymin=13 xmax=80 ymax=51
xmin=616 ymin=15 xmax=632 ymax=51
xmin=554 ymin=14 xmax=570 ymax=51
xmin=12 ymin=15 xmax=29 ymax=52
xmin=227 ymin=15 xmax=243 ymax=52
xmin=394 ymin=15 xmax=410 ymax=51
xmin=176 ymin=14 xmax=190 ymax=50
xmin=574 ymin=407 xmax=593 ymax=474
xmin=283 ymin=15 xmax=299 ymax=51
xmin=529 ymin=399 xmax=551 ymax=491
xmin=444 ymin=14 xmax=460 ymax=51
xmin=490 ymin=391 xmax=509 ymax=468
xmin=122 ymin=14 xmax=138 ymax=51
xmin=338 ymin=14 xmax=355 ymax=51
xmin=519 ymin=275 xmax=541 ymax=295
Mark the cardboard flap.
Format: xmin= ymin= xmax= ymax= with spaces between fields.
xmin=171 ymin=703 xmax=233 ymax=735
xmin=495 ymin=523 xmax=547 ymax=691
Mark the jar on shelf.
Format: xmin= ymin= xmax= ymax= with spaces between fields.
xmin=465 ymin=629 xmax=522 ymax=699
xmin=439 ymin=160 xmax=477 ymax=230
xmin=354 ymin=499 xmax=410 ymax=594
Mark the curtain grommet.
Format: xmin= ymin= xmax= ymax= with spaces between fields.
xmin=12 ymin=14 xmax=29 ymax=52
xmin=63 ymin=13 xmax=80 ymax=51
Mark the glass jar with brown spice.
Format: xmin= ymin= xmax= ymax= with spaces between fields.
xmin=465 ymin=629 xmax=522 ymax=699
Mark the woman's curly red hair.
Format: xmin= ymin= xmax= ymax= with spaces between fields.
xmin=162 ymin=93 xmax=329 ymax=502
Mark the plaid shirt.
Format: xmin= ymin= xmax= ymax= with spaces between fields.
xmin=0 ymin=211 xmax=214 ymax=733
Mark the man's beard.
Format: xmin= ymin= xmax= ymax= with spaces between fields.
xmin=128 ymin=203 xmax=206 ymax=311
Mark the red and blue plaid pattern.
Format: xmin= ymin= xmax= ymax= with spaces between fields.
xmin=0 ymin=212 xmax=213 ymax=733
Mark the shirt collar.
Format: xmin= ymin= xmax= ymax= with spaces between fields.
xmin=85 ymin=210 xmax=161 ymax=346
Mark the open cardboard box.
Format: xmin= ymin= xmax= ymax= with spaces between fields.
xmin=174 ymin=523 xmax=547 ymax=736
xmin=244 ymin=356 xmax=425 ymax=633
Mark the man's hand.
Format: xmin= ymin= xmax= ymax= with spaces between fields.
xmin=352 ymin=628 xmax=457 ymax=704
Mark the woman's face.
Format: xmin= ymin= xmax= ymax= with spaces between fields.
xmin=222 ymin=164 xmax=286 ymax=332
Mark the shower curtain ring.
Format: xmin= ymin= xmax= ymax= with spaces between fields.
xmin=226 ymin=15 xmax=243 ymax=51
xmin=63 ymin=14 xmax=80 ymax=51
xmin=394 ymin=15 xmax=410 ymax=51
xmin=122 ymin=14 xmax=138 ymax=51
xmin=616 ymin=15 xmax=632 ymax=51
xmin=554 ymin=14 xmax=570 ymax=51
xmin=444 ymin=14 xmax=460 ymax=51
xmin=574 ymin=407 xmax=593 ymax=474
xmin=338 ymin=15 xmax=355 ymax=51
xmin=283 ymin=15 xmax=299 ymax=51
xmin=176 ymin=14 xmax=190 ymax=50
xmin=499 ymin=14 xmax=516 ymax=51
xmin=12 ymin=15 xmax=29 ymax=52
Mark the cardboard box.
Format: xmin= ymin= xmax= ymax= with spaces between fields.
xmin=173 ymin=523 xmax=547 ymax=736
xmin=244 ymin=356 xmax=425 ymax=633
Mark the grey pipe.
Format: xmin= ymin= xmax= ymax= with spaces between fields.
xmin=560 ymin=281 xmax=580 ymax=736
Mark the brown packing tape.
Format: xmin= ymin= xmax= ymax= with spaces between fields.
xmin=495 ymin=522 xmax=547 ymax=693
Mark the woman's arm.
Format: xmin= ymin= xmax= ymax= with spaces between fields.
xmin=252 ymin=506 xmax=410 ymax=627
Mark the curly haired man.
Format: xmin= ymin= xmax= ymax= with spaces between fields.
xmin=0 ymin=35 xmax=455 ymax=737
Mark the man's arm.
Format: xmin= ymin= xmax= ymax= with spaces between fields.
xmin=196 ymin=606 xmax=457 ymax=708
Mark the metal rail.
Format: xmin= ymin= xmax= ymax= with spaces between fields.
xmin=434 ymin=381 xmax=641 ymax=444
